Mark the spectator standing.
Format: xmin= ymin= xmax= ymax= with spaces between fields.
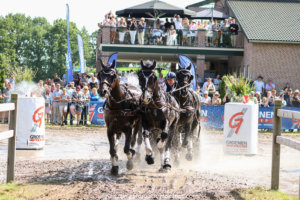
xmin=182 ymin=18 xmax=189 ymax=46
xmin=254 ymin=76 xmax=264 ymax=94
xmin=102 ymin=14 xmax=110 ymax=26
xmin=265 ymin=79 xmax=276 ymax=93
xmin=129 ymin=18 xmax=137 ymax=44
xmin=120 ymin=71 xmax=127 ymax=83
xmin=65 ymin=83 xmax=74 ymax=125
xmin=284 ymin=89 xmax=293 ymax=107
xmin=89 ymin=75 xmax=99 ymax=90
xmin=292 ymin=89 xmax=300 ymax=107
xmin=80 ymin=73 xmax=89 ymax=87
xmin=59 ymin=88 xmax=70 ymax=126
xmin=255 ymin=92 xmax=261 ymax=106
xmin=117 ymin=17 xmax=127 ymax=44
xmin=164 ymin=18 xmax=171 ymax=30
xmin=90 ymin=87 xmax=100 ymax=101
xmin=283 ymin=82 xmax=292 ymax=92
xmin=213 ymin=74 xmax=221 ymax=91
xmin=52 ymin=83 xmax=62 ymax=124
xmin=261 ymin=97 xmax=269 ymax=107
xmin=173 ymin=14 xmax=183 ymax=46
xmin=167 ymin=25 xmax=177 ymax=45
xmin=8 ymin=73 xmax=15 ymax=90
xmin=137 ymin=18 xmax=146 ymax=45
xmin=206 ymin=20 xmax=213 ymax=46
xmin=229 ymin=18 xmax=239 ymax=47
xmin=3 ymin=82 xmax=12 ymax=103
xmin=43 ymin=87 xmax=51 ymax=123
xmin=70 ymin=85 xmax=85 ymax=125
xmin=211 ymin=92 xmax=221 ymax=105
xmin=81 ymin=86 xmax=90 ymax=125
xmin=189 ymin=20 xmax=197 ymax=45
xmin=212 ymin=20 xmax=219 ymax=46
xmin=62 ymin=71 xmax=67 ymax=87
xmin=53 ymin=73 xmax=62 ymax=85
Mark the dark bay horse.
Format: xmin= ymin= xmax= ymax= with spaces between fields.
xmin=137 ymin=60 xmax=180 ymax=172
xmin=98 ymin=59 xmax=142 ymax=175
xmin=173 ymin=64 xmax=201 ymax=161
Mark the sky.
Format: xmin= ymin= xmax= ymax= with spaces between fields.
xmin=0 ymin=0 xmax=200 ymax=34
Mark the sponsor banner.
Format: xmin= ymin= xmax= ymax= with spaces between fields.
xmin=16 ymin=97 xmax=45 ymax=149
xmin=88 ymin=101 xmax=300 ymax=129
xmin=89 ymin=101 xmax=105 ymax=125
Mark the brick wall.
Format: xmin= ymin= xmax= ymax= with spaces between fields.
xmin=243 ymin=42 xmax=300 ymax=90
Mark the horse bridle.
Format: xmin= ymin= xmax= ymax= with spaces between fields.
xmin=100 ymin=68 xmax=117 ymax=89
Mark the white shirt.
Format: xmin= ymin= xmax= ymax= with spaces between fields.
xmin=173 ymin=18 xmax=183 ymax=30
xmin=201 ymin=96 xmax=211 ymax=104
xmin=254 ymin=80 xmax=264 ymax=93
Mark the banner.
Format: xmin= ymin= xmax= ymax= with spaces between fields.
xmin=77 ymin=34 xmax=85 ymax=73
xmin=178 ymin=55 xmax=197 ymax=91
xmin=89 ymin=100 xmax=105 ymax=125
xmin=108 ymin=52 xmax=118 ymax=68
xmin=88 ymin=101 xmax=300 ymax=130
xmin=66 ymin=4 xmax=73 ymax=83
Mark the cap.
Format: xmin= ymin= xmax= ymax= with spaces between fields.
xmin=214 ymin=92 xmax=220 ymax=96
xmin=204 ymin=91 xmax=208 ymax=95
xmin=166 ymin=72 xmax=176 ymax=80
xmin=295 ymin=89 xmax=299 ymax=93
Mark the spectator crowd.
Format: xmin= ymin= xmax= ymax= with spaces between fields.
xmin=99 ymin=11 xmax=239 ymax=47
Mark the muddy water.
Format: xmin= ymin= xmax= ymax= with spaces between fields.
xmin=0 ymin=125 xmax=299 ymax=197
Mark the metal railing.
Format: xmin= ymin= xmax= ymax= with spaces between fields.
xmin=0 ymin=94 xmax=18 ymax=183
xmin=271 ymin=100 xmax=300 ymax=199
xmin=99 ymin=26 xmax=244 ymax=48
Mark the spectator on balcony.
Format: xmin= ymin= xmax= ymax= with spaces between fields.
xmin=211 ymin=92 xmax=221 ymax=105
xmin=182 ymin=18 xmax=189 ymax=46
xmin=189 ymin=20 xmax=197 ymax=45
xmin=206 ymin=20 xmax=213 ymax=47
xmin=167 ymin=25 xmax=177 ymax=45
xmin=254 ymin=75 xmax=264 ymax=94
xmin=220 ymin=19 xmax=230 ymax=47
xmin=229 ymin=18 xmax=239 ymax=47
xmin=265 ymin=79 xmax=276 ymax=93
xmin=292 ymin=89 xmax=300 ymax=107
xmin=137 ymin=18 xmax=146 ymax=45
xmin=110 ymin=15 xmax=117 ymax=44
xmin=164 ymin=18 xmax=171 ymax=30
xmin=170 ymin=18 xmax=175 ymax=29
xmin=152 ymin=24 xmax=163 ymax=45
xmin=212 ymin=20 xmax=219 ymax=47
xmin=173 ymin=14 xmax=183 ymax=46
xmin=117 ymin=17 xmax=127 ymax=44
xmin=128 ymin=18 xmax=138 ymax=44
xmin=102 ymin=14 xmax=110 ymax=26
xmin=197 ymin=21 xmax=204 ymax=29
xmin=284 ymin=89 xmax=293 ymax=107
xmin=161 ymin=26 xmax=168 ymax=45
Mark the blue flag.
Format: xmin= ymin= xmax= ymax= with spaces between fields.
xmin=108 ymin=53 xmax=118 ymax=68
xmin=66 ymin=4 xmax=73 ymax=83
xmin=77 ymin=34 xmax=85 ymax=73
xmin=178 ymin=55 xmax=197 ymax=91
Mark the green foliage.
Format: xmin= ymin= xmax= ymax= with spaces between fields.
xmin=0 ymin=14 xmax=96 ymax=82
xmin=222 ymin=73 xmax=255 ymax=102
xmin=0 ymin=70 xmax=5 ymax=91
xmin=219 ymin=78 xmax=226 ymax=104
xmin=13 ymin=66 xmax=37 ymax=83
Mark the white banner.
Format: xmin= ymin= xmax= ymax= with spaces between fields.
xmin=16 ymin=97 xmax=45 ymax=149
xmin=224 ymin=102 xmax=258 ymax=155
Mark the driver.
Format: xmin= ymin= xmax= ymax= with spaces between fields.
xmin=164 ymin=72 xmax=177 ymax=92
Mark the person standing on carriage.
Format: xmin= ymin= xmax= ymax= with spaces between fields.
xmin=164 ymin=72 xmax=177 ymax=92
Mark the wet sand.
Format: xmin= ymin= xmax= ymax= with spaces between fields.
xmin=0 ymin=125 xmax=299 ymax=199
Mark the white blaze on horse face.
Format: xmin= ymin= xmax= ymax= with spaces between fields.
xmin=144 ymin=137 xmax=152 ymax=155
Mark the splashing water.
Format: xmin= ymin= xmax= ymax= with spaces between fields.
xmin=13 ymin=81 xmax=39 ymax=97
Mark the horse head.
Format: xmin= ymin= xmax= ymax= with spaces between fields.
xmin=97 ymin=58 xmax=117 ymax=97
xmin=176 ymin=63 xmax=194 ymax=95
xmin=138 ymin=60 xmax=157 ymax=104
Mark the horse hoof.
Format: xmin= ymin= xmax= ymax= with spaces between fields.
xmin=159 ymin=164 xmax=171 ymax=172
xmin=163 ymin=164 xmax=171 ymax=170
xmin=111 ymin=166 xmax=119 ymax=175
xmin=134 ymin=152 xmax=141 ymax=161
xmin=145 ymin=155 xmax=155 ymax=165
xmin=127 ymin=159 xmax=134 ymax=170
xmin=185 ymin=153 xmax=193 ymax=161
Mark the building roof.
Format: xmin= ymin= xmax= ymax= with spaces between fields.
xmin=228 ymin=0 xmax=300 ymax=43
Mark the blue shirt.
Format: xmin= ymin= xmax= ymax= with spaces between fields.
xmin=152 ymin=29 xmax=162 ymax=37
xmin=90 ymin=93 xmax=100 ymax=102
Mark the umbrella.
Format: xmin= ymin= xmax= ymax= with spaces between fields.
xmin=116 ymin=0 xmax=195 ymax=19
xmin=191 ymin=9 xmax=228 ymax=19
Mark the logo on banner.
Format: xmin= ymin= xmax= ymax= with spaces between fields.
xmin=291 ymin=118 xmax=300 ymax=128
xmin=31 ymin=106 xmax=44 ymax=133
xmin=227 ymin=108 xmax=248 ymax=138
xmin=89 ymin=104 xmax=97 ymax=120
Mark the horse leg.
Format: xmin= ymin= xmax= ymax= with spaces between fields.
xmin=108 ymin=130 xmax=119 ymax=175
xmin=124 ymin=127 xmax=135 ymax=170
xmin=157 ymin=120 xmax=169 ymax=149
xmin=143 ymin=130 xmax=155 ymax=165
xmin=183 ymin=124 xmax=193 ymax=161
xmin=161 ymin=122 xmax=177 ymax=171
xmin=134 ymin=123 xmax=143 ymax=161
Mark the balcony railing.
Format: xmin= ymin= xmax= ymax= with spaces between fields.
xmin=99 ymin=26 xmax=244 ymax=48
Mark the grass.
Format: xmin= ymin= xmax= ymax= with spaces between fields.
xmin=0 ymin=182 xmax=35 ymax=200
xmin=232 ymin=186 xmax=298 ymax=200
